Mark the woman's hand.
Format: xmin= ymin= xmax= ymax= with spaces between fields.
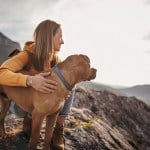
xmin=27 ymin=72 xmax=57 ymax=94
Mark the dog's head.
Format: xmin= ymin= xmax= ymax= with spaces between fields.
xmin=79 ymin=54 xmax=97 ymax=81
xmin=63 ymin=54 xmax=97 ymax=84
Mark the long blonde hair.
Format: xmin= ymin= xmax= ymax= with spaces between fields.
xmin=32 ymin=19 xmax=60 ymax=71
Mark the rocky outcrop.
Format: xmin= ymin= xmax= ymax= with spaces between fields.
xmin=65 ymin=108 xmax=134 ymax=150
xmin=0 ymin=86 xmax=149 ymax=150
xmin=65 ymin=87 xmax=150 ymax=150
xmin=0 ymin=32 xmax=21 ymax=64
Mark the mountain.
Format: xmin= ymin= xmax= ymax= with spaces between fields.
xmin=119 ymin=84 xmax=150 ymax=105
xmin=0 ymin=32 xmax=21 ymax=64
xmin=78 ymin=82 xmax=150 ymax=106
xmin=77 ymin=81 xmax=126 ymax=96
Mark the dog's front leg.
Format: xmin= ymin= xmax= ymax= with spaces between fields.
xmin=43 ymin=111 xmax=59 ymax=150
xmin=29 ymin=110 xmax=44 ymax=150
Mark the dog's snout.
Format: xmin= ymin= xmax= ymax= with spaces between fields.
xmin=92 ymin=68 xmax=97 ymax=73
xmin=91 ymin=68 xmax=97 ymax=78
xmin=87 ymin=68 xmax=97 ymax=81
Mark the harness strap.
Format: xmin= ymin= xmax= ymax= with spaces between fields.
xmin=53 ymin=66 xmax=72 ymax=91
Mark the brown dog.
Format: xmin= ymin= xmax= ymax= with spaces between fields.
xmin=0 ymin=54 xmax=97 ymax=150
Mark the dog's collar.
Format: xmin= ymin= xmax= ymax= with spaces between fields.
xmin=53 ymin=66 xmax=72 ymax=91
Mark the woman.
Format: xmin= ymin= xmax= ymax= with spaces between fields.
xmin=0 ymin=19 xmax=74 ymax=150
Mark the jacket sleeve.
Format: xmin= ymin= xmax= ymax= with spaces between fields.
xmin=0 ymin=51 xmax=29 ymax=87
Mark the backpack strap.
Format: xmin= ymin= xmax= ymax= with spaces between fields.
xmin=8 ymin=49 xmax=21 ymax=57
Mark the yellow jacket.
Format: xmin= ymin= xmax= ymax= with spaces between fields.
xmin=0 ymin=41 xmax=60 ymax=87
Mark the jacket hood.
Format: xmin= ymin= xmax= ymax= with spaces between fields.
xmin=23 ymin=41 xmax=35 ymax=53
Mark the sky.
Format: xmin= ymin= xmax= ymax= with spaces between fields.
xmin=0 ymin=0 xmax=150 ymax=87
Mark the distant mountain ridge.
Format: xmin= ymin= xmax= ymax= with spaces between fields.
xmin=77 ymin=82 xmax=150 ymax=105
xmin=77 ymin=81 xmax=126 ymax=96
xmin=119 ymin=84 xmax=150 ymax=105
xmin=0 ymin=32 xmax=21 ymax=64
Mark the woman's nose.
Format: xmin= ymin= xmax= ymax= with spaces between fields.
xmin=61 ymin=39 xmax=64 ymax=44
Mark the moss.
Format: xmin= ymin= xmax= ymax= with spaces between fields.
xmin=65 ymin=117 xmax=100 ymax=131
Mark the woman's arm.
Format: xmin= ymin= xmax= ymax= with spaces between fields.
xmin=0 ymin=51 xmax=28 ymax=86
xmin=0 ymin=50 xmax=58 ymax=93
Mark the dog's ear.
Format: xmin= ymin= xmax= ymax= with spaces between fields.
xmin=79 ymin=54 xmax=90 ymax=64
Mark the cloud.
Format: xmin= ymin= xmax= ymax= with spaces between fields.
xmin=0 ymin=0 xmax=60 ymax=23
xmin=0 ymin=0 xmax=93 ymax=45
xmin=145 ymin=49 xmax=150 ymax=54
xmin=0 ymin=0 xmax=61 ymax=46
xmin=144 ymin=0 xmax=150 ymax=5
xmin=143 ymin=33 xmax=150 ymax=40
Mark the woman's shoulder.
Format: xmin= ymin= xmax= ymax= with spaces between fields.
xmin=23 ymin=41 xmax=35 ymax=53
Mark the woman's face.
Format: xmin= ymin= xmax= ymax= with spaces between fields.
xmin=53 ymin=27 xmax=64 ymax=52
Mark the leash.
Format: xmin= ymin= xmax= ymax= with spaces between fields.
xmin=53 ymin=66 xmax=72 ymax=91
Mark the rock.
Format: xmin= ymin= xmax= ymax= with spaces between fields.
xmin=70 ymin=87 xmax=150 ymax=150
xmin=0 ymin=32 xmax=21 ymax=64
xmin=65 ymin=108 xmax=133 ymax=150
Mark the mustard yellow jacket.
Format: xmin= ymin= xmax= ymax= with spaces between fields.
xmin=0 ymin=41 xmax=60 ymax=87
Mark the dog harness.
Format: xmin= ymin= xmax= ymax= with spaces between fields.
xmin=53 ymin=66 xmax=72 ymax=91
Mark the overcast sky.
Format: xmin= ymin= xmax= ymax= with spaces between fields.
xmin=0 ymin=0 xmax=150 ymax=87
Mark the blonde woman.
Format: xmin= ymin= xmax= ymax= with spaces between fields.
xmin=0 ymin=19 xmax=74 ymax=150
